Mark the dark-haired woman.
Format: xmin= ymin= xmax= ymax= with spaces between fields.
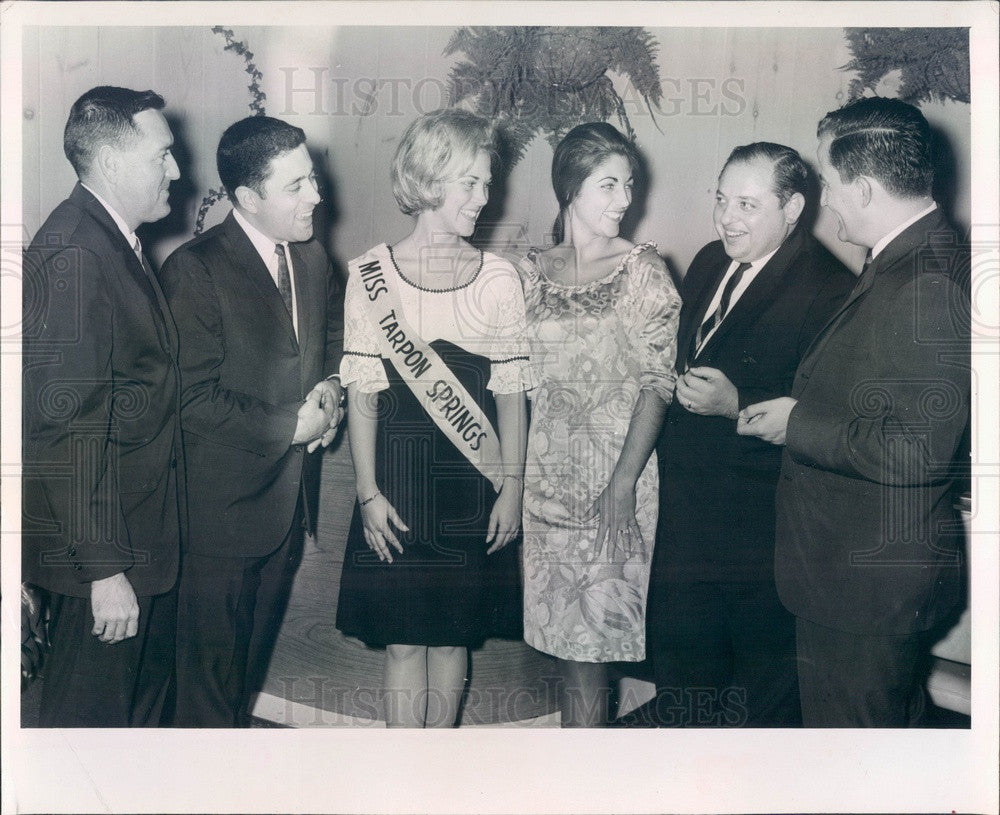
xmin=518 ymin=122 xmax=681 ymax=727
xmin=336 ymin=109 xmax=531 ymax=727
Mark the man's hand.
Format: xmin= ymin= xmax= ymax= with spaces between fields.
xmin=291 ymin=390 xmax=330 ymax=446
xmin=90 ymin=572 xmax=139 ymax=644
xmin=304 ymin=379 xmax=345 ymax=453
xmin=737 ymin=396 xmax=797 ymax=445
xmin=675 ymin=366 xmax=739 ymax=419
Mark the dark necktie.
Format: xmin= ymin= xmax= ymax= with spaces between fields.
xmin=274 ymin=243 xmax=294 ymax=317
xmin=858 ymin=250 xmax=874 ymax=284
xmin=133 ymin=237 xmax=155 ymax=280
xmin=692 ymin=261 xmax=752 ymax=360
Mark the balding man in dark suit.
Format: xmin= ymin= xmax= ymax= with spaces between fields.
xmin=22 ymin=86 xmax=184 ymax=727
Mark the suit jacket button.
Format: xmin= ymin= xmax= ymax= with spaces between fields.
xmin=170 ymin=456 xmax=177 ymax=469
xmin=73 ymin=563 xmax=82 ymax=571
xmin=68 ymin=547 xmax=77 ymax=557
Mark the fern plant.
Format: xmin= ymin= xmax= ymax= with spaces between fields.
xmin=445 ymin=26 xmax=664 ymax=164
xmin=841 ymin=28 xmax=969 ymax=105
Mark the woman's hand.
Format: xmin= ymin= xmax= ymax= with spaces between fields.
xmin=486 ymin=478 xmax=522 ymax=554
xmin=359 ymin=491 xmax=409 ymax=563
xmin=584 ymin=475 xmax=644 ymax=562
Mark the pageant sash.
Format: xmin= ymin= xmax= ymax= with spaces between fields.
xmin=352 ymin=245 xmax=504 ymax=490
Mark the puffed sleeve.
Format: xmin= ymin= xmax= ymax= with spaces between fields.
xmin=338 ymin=262 xmax=389 ymax=393
xmin=482 ymin=253 xmax=533 ymax=394
xmin=626 ymin=245 xmax=681 ymax=402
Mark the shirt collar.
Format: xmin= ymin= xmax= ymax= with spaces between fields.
xmin=730 ymin=242 xmax=781 ymax=275
xmin=232 ymin=207 xmax=288 ymax=266
xmin=80 ymin=183 xmax=138 ymax=247
xmin=870 ymin=201 xmax=937 ymax=260
xmin=746 ymin=243 xmax=781 ymax=272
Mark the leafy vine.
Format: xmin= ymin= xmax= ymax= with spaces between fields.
xmin=195 ymin=27 xmax=268 ymax=235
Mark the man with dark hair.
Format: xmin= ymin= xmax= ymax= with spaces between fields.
xmin=160 ymin=115 xmax=343 ymax=727
xmin=739 ymin=98 xmax=969 ymax=727
xmin=646 ymin=142 xmax=853 ymax=727
xmin=22 ymin=85 xmax=183 ymax=726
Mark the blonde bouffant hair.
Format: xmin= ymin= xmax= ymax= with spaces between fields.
xmin=391 ymin=108 xmax=497 ymax=216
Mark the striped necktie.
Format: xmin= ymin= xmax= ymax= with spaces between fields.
xmin=691 ymin=261 xmax=752 ymax=363
xmin=274 ymin=243 xmax=294 ymax=317
xmin=133 ymin=237 xmax=154 ymax=279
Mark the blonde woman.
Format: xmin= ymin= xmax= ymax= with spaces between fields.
xmin=336 ymin=109 xmax=531 ymax=727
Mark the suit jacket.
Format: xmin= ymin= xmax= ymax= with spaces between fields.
xmin=656 ymin=226 xmax=854 ymax=579
xmin=159 ymin=211 xmax=342 ymax=558
xmin=22 ymin=184 xmax=184 ymax=598
xmin=776 ymin=209 xmax=969 ymax=635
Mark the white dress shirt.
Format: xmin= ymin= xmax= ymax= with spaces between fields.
xmin=233 ymin=208 xmax=299 ymax=338
xmin=81 ymin=183 xmax=139 ymax=248
xmin=695 ymin=244 xmax=781 ymax=354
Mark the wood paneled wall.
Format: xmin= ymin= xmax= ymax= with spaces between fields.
xmin=22 ymin=25 xmax=970 ymax=275
xmin=20 ymin=25 xmax=972 ymax=719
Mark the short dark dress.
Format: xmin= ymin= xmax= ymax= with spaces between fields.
xmin=336 ymin=245 xmax=532 ymax=648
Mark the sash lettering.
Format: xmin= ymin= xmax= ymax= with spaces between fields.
xmin=351 ymin=245 xmax=504 ymax=489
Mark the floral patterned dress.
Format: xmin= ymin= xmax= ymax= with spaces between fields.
xmin=518 ymin=243 xmax=681 ymax=662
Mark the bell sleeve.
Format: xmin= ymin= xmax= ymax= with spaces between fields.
xmin=483 ymin=254 xmax=534 ymax=395
xmin=338 ymin=264 xmax=389 ymax=393
xmin=627 ymin=246 xmax=682 ymax=403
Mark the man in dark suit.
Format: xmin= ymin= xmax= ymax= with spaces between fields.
xmin=647 ymin=143 xmax=854 ymax=727
xmin=160 ymin=116 xmax=343 ymax=727
xmin=22 ymin=86 xmax=183 ymax=726
xmin=739 ymin=98 xmax=969 ymax=727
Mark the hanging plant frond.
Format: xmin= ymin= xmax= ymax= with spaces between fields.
xmin=841 ymin=28 xmax=969 ymax=105
xmin=196 ymin=28 xmax=268 ymax=235
xmin=445 ymin=26 xmax=664 ymax=166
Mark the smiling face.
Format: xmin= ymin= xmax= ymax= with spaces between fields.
xmin=422 ymin=149 xmax=492 ymax=239
xmin=113 ymin=108 xmax=179 ymax=229
xmin=713 ymin=158 xmax=800 ymax=263
xmin=241 ymin=143 xmax=320 ymax=244
xmin=567 ymin=154 xmax=633 ymax=242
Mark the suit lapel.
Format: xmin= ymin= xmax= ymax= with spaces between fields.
xmin=221 ymin=213 xmax=298 ymax=349
xmin=679 ymin=251 xmax=728 ymax=365
xmin=72 ymin=185 xmax=176 ymax=352
xmin=698 ymin=228 xmax=805 ymax=361
xmin=799 ymin=209 xmax=946 ymax=366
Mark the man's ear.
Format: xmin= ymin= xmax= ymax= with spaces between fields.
xmin=855 ymin=175 xmax=874 ymax=208
xmin=95 ymin=144 xmax=119 ymax=185
xmin=235 ymin=185 xmax=258 ymax=214
xmin=783 ymin=192 xmax=805 ymax=226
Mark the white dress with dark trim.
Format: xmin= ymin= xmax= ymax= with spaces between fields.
xmin=336 ymin=245 xmax=532 ymax=647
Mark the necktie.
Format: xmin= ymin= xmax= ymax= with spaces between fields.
xmin=852 ymin=250 xmax=875 ymax=296
xmin=133 ymin=237 xmax=154 ymax=279
xmin=274 ymin=243 xmax=294 ymax=317
xmin=692 ymin=261 xmax=752 ymax=361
